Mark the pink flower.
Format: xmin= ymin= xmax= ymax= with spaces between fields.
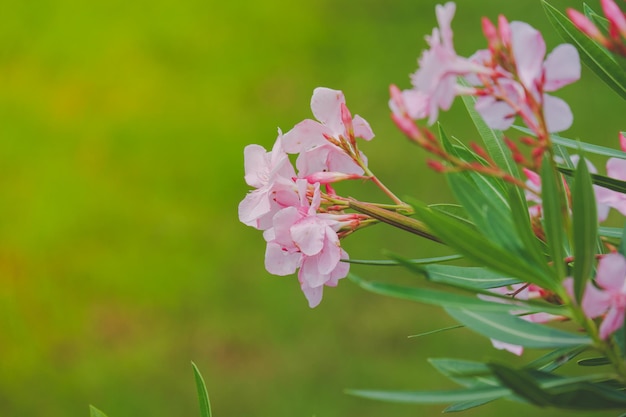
xmin=397 ymin=2 xmax=481 ymax=125
xmin=565 ymin=253 xmax=626 ymax=339
xmin=263 ymin=180 xmax=349 ymax=307
xmin=239 ymin=133 xmax=298 ymax=230
xmin=282 ymin=87 xmax=374 ymax=177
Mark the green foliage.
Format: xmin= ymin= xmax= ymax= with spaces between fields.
xmin=192 ymin=362 xmax=213 ymax=417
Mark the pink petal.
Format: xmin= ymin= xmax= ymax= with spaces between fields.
xmin=607 ymin=158 xmax=626 ymax=181
xmin=596 ymin=253 xmax=626 ymax=291
xmin=299 ymin=276 xmax=324 ymax=308
xmin=543 ymin=44 xmax=580 ymax=91
xmin=543 ymin=94 xmax=573 ymax=132
xmin=580 ymin=282 xmax=612 ymax=318
xmin=243 ymin=144 xmax=269 ymax=188
xmin=264 ymin=242 xmax=301 ymax=276
xmin=474 ymin=96 xmax=515 ymax=130
xmin=435 ymin=2 xmax=456 ymax=49
xmin=599 ymin=305 xmax=625 ymax=339
xmin=291 ymin=217 xmax=325 ymax=256
xmin=238 ymin=189 xmax=271 ymax=227
xmin=511 ymin=21 xmax=545 ymax=90
xmin=491 ymin=339 xmax=523 ymax=356
xmin=310 ymin=87 xmax=345 ymax=134
xmin=352 ymin=115 xmax=375 ymax=140
xmin=281 ymin=119 xmax=332 ymax=154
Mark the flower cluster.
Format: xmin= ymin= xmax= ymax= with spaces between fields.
xmin=239 ymin=88 xmax=384 ymax=307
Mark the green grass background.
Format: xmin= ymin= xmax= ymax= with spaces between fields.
xmin=0 ymin=0 xmax=623 ymax=416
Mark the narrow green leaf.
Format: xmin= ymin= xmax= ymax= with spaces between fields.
xmin=413 ymin=202 xmax=556 ymax=290
xmin=443 ymin=399 xmax=495 ymax=412
xmin=489 ymin=363 xmax=553 ymax=407
xmin=458 ymin=79 xmax=521 ymax=180
xmin=542 ymin=0 xmax=626 ymax=100
xmin=445 ymin=308 xmax=591 ymax=348
xmin=599 ymin=226 xmax=622 ymax=239
xmin=525 ymin=345 xmax=588 ymax=372
xmin=192 ymin=361 xmax=212 ymax=417
xmin=559 ymin=167 xmax=626 ymax=193
xmin=428 ymin=203 xmax=471 ymax=225
xmin=578 ymin=357 xmax=611 ymax=366
xmin=348 ymin=273 xmax=541 ymax=313
xmin=583 ymin=3 xmax=609 ymax=31
xmin=541 ymin=155 xmax=568 ymax=280
xmin=89 ymin=406 xmax=109 ymax=417
xmin=513 ymin=126 xmax=626 ymax=159
xmin=428 ymin=358 xmax=497 ymax=388
xmin=572 ymin=158 xmax=598 ymax=303
xmin=346 ymin=386 xmax=511 ymax=404
xmin=409 ymin=325 xmax=463 ymax=338
xmin=490 ymin=363 xmax=626 ymax=410
xmin=345 ymin=254 xmax=462 ymax=266
xmin=419 ymin=264 xmax=521 ymax=289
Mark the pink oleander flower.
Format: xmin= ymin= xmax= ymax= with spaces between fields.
xmin=394 ymin=2 xmax=482 ymax=124
xmin=565 ymin=253 xmax=626 ymax=340
xmin=263 ymin=179 xmax=349 ymax=308
xmin=595 ymin=134 xmax=626 ymax=217
xmin=474 ymin=20 xmax=580 ymax=133
xmin=239 ymin=133 xmax=299 ymax=230
xmin=282 ymin=87 xmax=374 ymax=177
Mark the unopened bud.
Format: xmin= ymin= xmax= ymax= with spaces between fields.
xmin=567 ymin=8 xmax=607 ymax=43
xmin=427 ymin=159 xmax=447 ymax=173
xmin=305 ymin=171 xmax=367 ymax=184
xmin=497 ymin=15 xmax=511 ymax=48
xmin=601 ymin=0 xmax=626 ymax=40
xmin=620 ymin=131 xmax=626 ymax=152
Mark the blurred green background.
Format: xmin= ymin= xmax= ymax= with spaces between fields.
xmin=0 ymin=0 xmax=623 ymax=416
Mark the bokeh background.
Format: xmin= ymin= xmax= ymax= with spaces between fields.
xmin=0 ymin=0 xmax=623 ymax=416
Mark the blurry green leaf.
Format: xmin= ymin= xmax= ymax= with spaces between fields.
xmin=559 ymin=167 xmax=626 ymax=193
xmin=419 ymin=264 xmax=520 ymax=289
xmin=578 ymin=357 xmax=611 ymax=366
xmin=525 ymin=345 xmax=588 ymax=372
xmin=428 ymin=358 xmax=497 ymax=388
xmin=348 ymin=273 xmax=543 ymax=313
xmin=89 ymin=406 xmax=109 ymax=417
xmin=571 ymin=158 xmax=598 ymax=303
xmin=542 ymin=0 xmax=626 ymax=100
xmin=513 ymin=126 xmax=626 ymax=159
xmin=345 ymin=254 xmax=462 ymax=266
xmin=490 ymin=362 xmax=626 ymax=410
xmin=428 ymin=203 xmax=473 ymax=226
xmin=346 ymin=386 xmax=511 ymax=404
xmin=599 ymin=226 xmax=623 ymax=239
xmin=458 ymin=79 xmax=521 ymax=181
xmin=387 ymin=254 xmax=566 ymax=315
xmin=409 ymin=325 xmax=463 ymax=338
xmin=192 ymin=362 xmax=212 ymax=417
xmin=583 ymin=3 xmax=609 ymax=31
xmin=445 ymin=308 xmax=591 ymax=348
xmin=443 ymin=399 xmax=496 ymax=412
xmin=541 ymin=154 xmax=568 ymax=280
xmin=412 ymin=202 xmax=556 ymax=290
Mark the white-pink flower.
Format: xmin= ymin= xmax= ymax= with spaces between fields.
xmin=238 ymin=133 xmax=298 ymax=230
xmin=263 ymin=180 xmax=349 ymax=307
xmin=565 ymin=253 xmax=626 ymax=339
xmin=596 ymin=157 xmax=626 ymax=218
xmin=282 ymin=87 xmax=374 ymax=177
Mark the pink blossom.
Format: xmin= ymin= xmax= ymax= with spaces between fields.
xmin=601 ymin=0 xmax=626 ymax=40
xmin=263 ymin=180 xmax=349 ymax=307
xmin=565 ymin=253 xmax=626 ymax=339
xmin=595 ymin=157 xmax=626 ymax=217
xmin=239 ymin=133 xmax=298 ymax=230
xmin=282 ymin=87 xmax=374 ymax=177
xmin=394 ymin=2 xmax=482 ymax=125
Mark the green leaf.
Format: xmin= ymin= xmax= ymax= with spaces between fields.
xmin=412 ymin=201 xmax=556 ymax=290
xmin=558 ymin=167 xmax=626 ymax=193
xmin=525 ymin=345 xmax=588 ymax=372
xmin=578 ymin=357 xmax=611 ymax=366
xmin=583 ymin=3 xmax=609 ymax=31
xmin=445 ymin=308 xmax=591 ymax=348
xmin=346 ymin=386 xmax=511 ymax=405
xmin=513 ymin=126 xmax=626 ymax=159
xmin=348 ymin=273 xmax=544 ymax=313
xmin=428 ymin=203 xmax=471 ymax=226
xmin=418 ymin=264 xmax=521 ymax=290
xmin=428 ymin=358 xmax=497 ymax=388
xmin=490 ymin=362 xmax=626 ymax=410
xmin=542 ymin=0 xmax=626 ymax=100
xmin=443 ymin=399 xmax=496 ymax=412
xmin=192 ymin=361 xmax=212 ymax=417
xmin=541 ymin=155 xmax=568 ymax=280
xmin=599 ymin=226 xmax=623 ymax=239
xmin=571 ymin=157 xmax=598 ymax=303
xmin=345 ymin=254 xmax=462 ymax=266
xmin=458 ymin=79 xmax=521 ymax=179
xmin=89 ymin=406 xmax=109 ymax=417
